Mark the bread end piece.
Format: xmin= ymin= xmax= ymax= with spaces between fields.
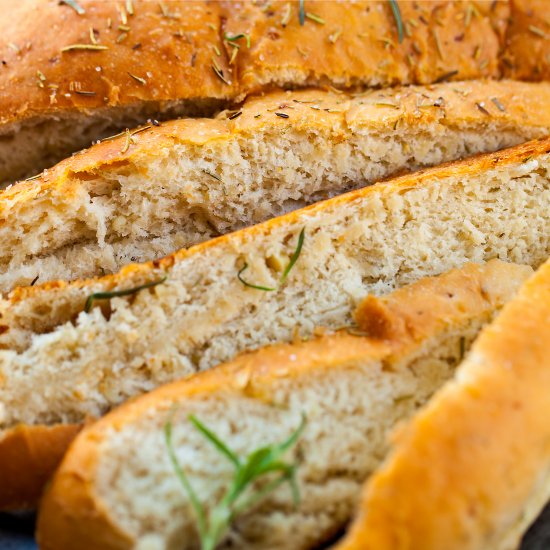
xmin=337 ymin=258 xmax=550 ymax=550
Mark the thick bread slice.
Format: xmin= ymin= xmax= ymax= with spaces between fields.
xmin=35 ymin=261 xmax=532 ymax=550
xmin=2 ymin=80 xmax=550 ymax=294
xmin=0 ymin=0 xmax=511 ymax=182
xmin=1 ymin=138 xmax=550 ymax=426
xmin=336 ymin=261 xmax=550 ymax=550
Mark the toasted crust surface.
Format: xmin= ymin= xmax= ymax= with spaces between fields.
xmin=0 ymin=0 xmax=508 ymax=127
xmin=0 ymin=0 xmax=232 ymax=126
xmin=336 ymin=260 xmax=550 ymax=550
xmin=36 ymin=260 xmax=530 ymax=549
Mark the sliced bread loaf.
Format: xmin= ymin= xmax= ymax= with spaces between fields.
xmin=35 ymin=260 xmax=531 ymax=549
xmin=2 ymin=81 xmax=550 ymax=293
xmin=336 ymin=257 xmax=550 ymax=550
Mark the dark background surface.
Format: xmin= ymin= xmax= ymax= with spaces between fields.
xmin=1 ymin=502 xmax=549 ymax=549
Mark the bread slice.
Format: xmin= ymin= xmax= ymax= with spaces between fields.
xmin=0 ymin=0 xmax=511 ymax=182
xmin=2 ymin=81 xmax=550 ymax=294
xmin=337 ymin=257 xmax=550 ymax=550
xmin=35 ymin=260 xmax=532 ymax=550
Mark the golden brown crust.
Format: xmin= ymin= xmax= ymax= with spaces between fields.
xmin=35 ymin=260 xmax=529 ymax=549
xmin=225 ymin=0 xmax=508 ymax=94
xmin=0 ymin=0 xmax=512 ymax=131
xmin=0 ymin=423 xmax=81 ymax=510
xmin=337 ymin=260 xmax=550 ymax=550
xmin=0 ymin=0 xmax=233 ymax=127
xmin=502 ymin=0 xmax=550 ymax=81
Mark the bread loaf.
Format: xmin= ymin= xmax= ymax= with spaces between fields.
xmin=0 ymin=137 xmax=549 ymax=509
xmin=1 ymin=0 xmax=544 ymax=182
xmin=35 ymin=260 xmax=531 ymax=550
xmin=337 ymin=256 xmax=550 ymax=550
xmin=2 ymin=80 xmax=550 ymax=294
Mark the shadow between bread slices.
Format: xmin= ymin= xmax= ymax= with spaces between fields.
xmin=1 ymin=137 xmax=550 ymax=512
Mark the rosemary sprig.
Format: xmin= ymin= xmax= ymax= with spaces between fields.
xmin=299 ymin=0 xmax=305 ymax=26
xmin=225 ymin=33 xmax=251 ymax=49
xmin=61 ymin=44 xmax=109 ymax=52
xmin=388 ymin=0 xmax=404 ymax=44
xmin=84 ymin=277 xmax=167 ymax=313
xmin=165 ymin=413 xmax=306 ymax=550
xmin=60 ymin=0 xmax=85 ymax=14
xmin=280 ymin=227 xmax=305 ymax=284
xmin=238 ymin=264 xmax=276 ymax=292
xmin=238 ymin=228 xmax=305 ymax=291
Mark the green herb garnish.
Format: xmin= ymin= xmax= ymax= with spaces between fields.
xmin=128 ymin=72 xmax=146 ymax=85
xmin=225 ymin=33 xmax=251 ymax=49
xmin=238 ymin=228 xmax=305 ymax=291
xmin=280 ymin=227 xmax=305 ymax=284
xmin=305 ymin=12 xmax=324 ymax=25
xmin=165 ymin=412 xmax=306 ymax=550
xmin=238 ymin=264 xmax=277 ymax=292
xmin=84 ymin=277 xmax=167 ymax=313
xmin=61 ymin=44 xmax=109 ymax=52
xmin=434 ymin=69 xmax=459 ymax=83
xmin=60 ymin=0 xmax=85 ymax=15
xmin=388 ymin=0 xmax=404 ymax=44
xmin=299 ymin=0 xmax=305 ymax=26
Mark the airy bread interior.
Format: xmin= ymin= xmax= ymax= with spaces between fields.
xmin=75 ymin=261 xmax=530 ymax=550
xmin=0 ymin=148 xmax=547 ymax=433
xmin=0 ymin=83 xmax=548 ymax=294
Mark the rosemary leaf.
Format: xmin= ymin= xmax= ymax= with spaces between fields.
xmin=305 ymin=12 xmax=324 ymax=25
xmin=165 ymin=412 xmax=207 ymax=540
xmin=60 ymin=0 xmax=85 ymax=15
xmin=237 ymin=264 xmax=277 ymax=292
xmin=61 ymin=44 xmax=109 ymax=52
xmin=299 ymin=0 xmax=305 ymax=26
xmin=238 ymin=228 xmax=305 ymax=291
xmin=84 ymin=277 xmax=167 ymax=313
xmin=280 ymin=227 xmax=305 ymax=284
xmin=225 ymin=32 xmax=251 ymax=48
xmin=388 ymin=0 xmax=404 ymax=44
xmin=165 ymin=412 xmax=306 ymax=550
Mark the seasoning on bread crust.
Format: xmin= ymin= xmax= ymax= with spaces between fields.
xmin=1 ymin=80 xmax=549 ymax=294
xmin=336 ymin=258 xmax=550 ymax=550
xmin=35 ymin=260 xmax=531 ymax=549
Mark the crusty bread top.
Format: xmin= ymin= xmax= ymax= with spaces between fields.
xmin=0 ymin=0 xmax=233 ymax=127
xmin=0 ymin=0 xmax=512 ymax=128
xmin=5 ymin=79 xmax=550 ymax=199
xmin=503 ymin=0 xmax=550 ymax=81
xmin=35 ymin=259 xmax=531 ymax=550
xmin=336 ymin=260 xmax=550 ymax=550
